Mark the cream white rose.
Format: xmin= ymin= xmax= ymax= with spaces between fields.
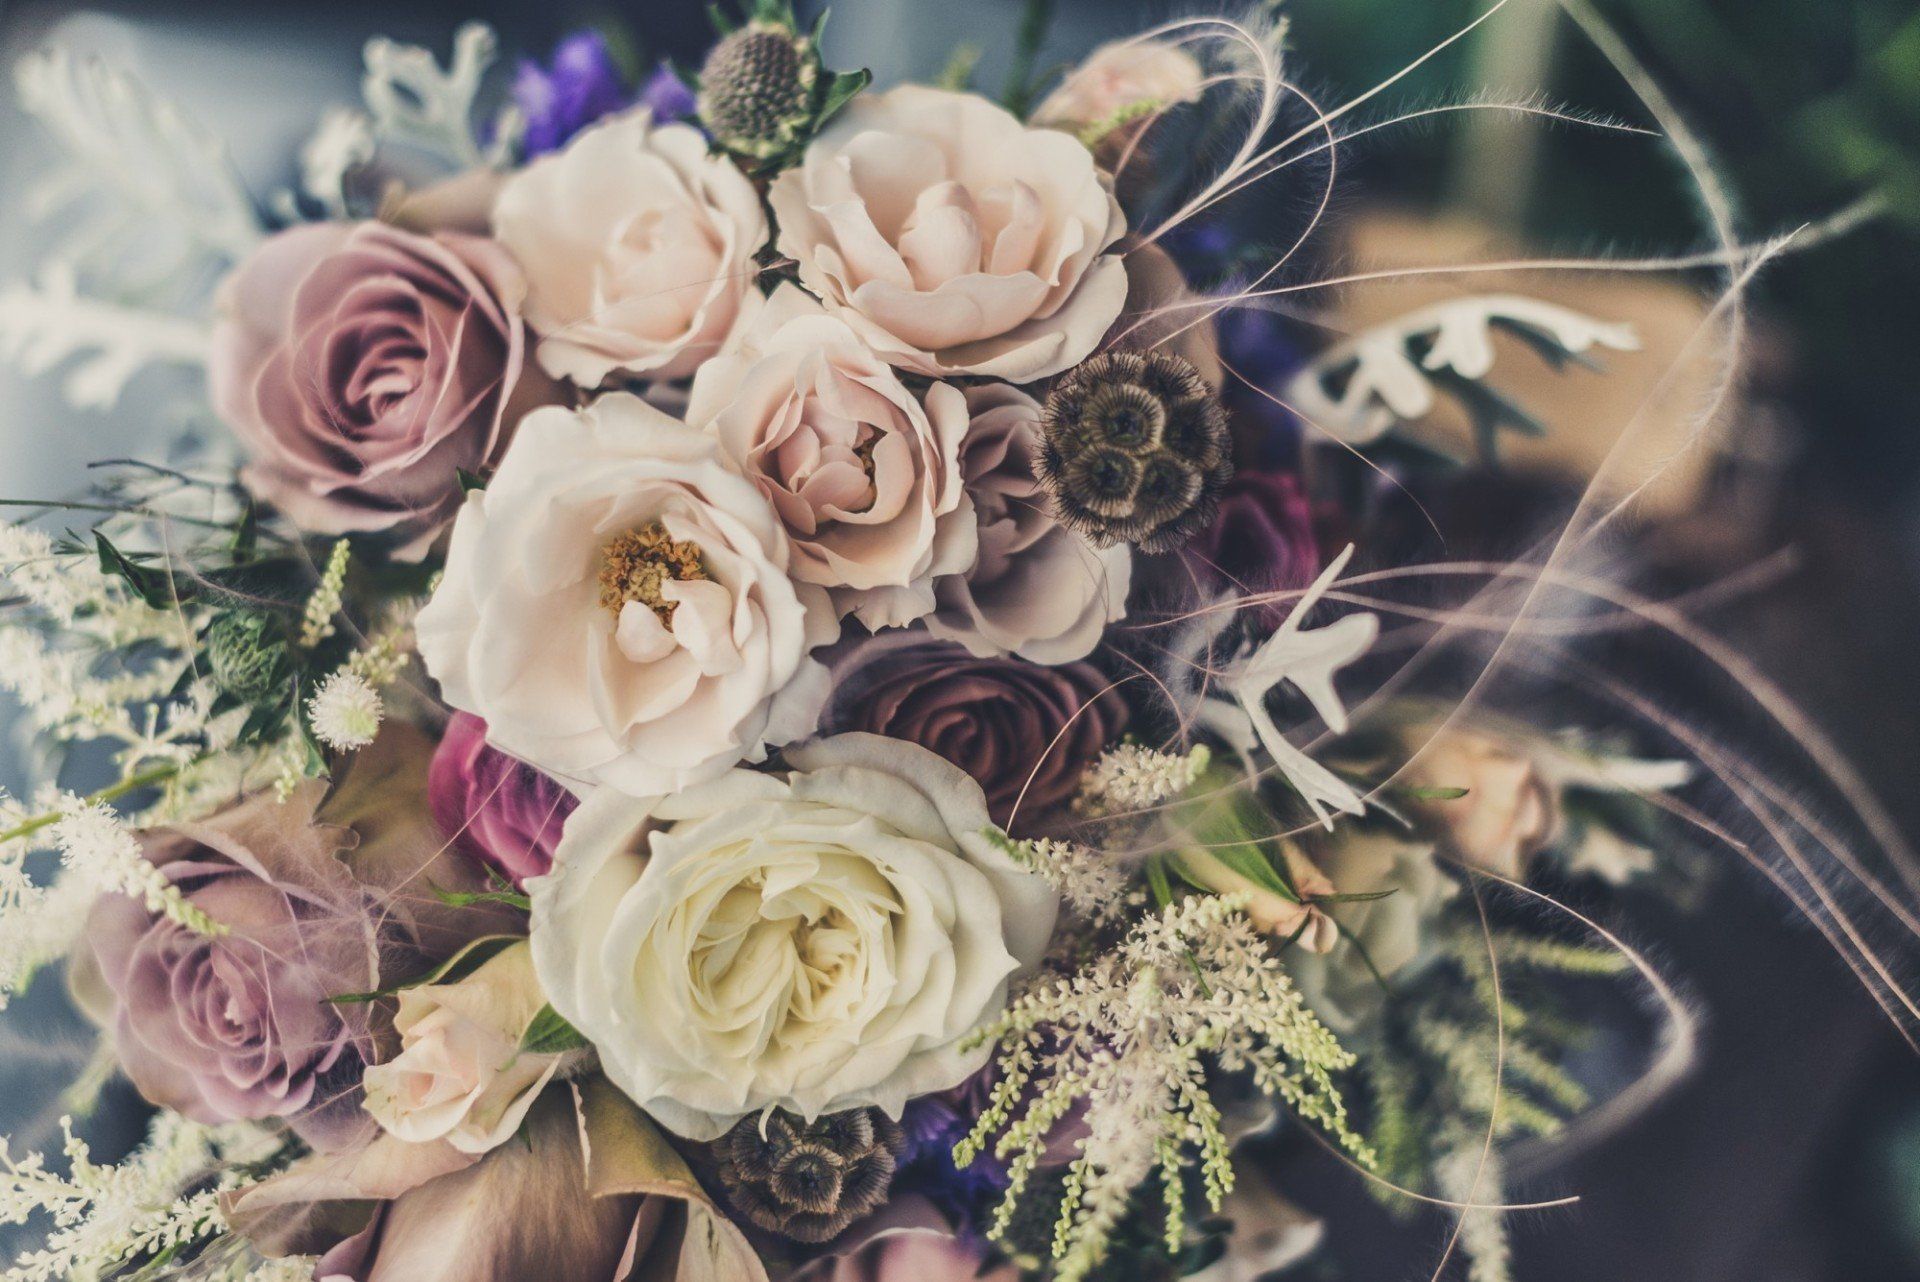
xmin=925 ymin=383 xmax=1130 ymax=663
xmin=415 ymin=392 xmax=837 ymax=796
xmin=687 ymin=285 xmax=976 ymax=630
xmin=360 ymin=942 xmax=568 ymax=1154
xmin=1032 ymin=38 xmax=1207 ymax=133
xmin=493 ymin=109 xmax=766 ymax=386
xmin=768 ymin=86 xmax=1128 ymax=382
xmin=528 ymin=733 xmax=1059 ymax=1141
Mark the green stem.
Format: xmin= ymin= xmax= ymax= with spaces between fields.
xmin=0 ymin=760 xmax=184 ymax=845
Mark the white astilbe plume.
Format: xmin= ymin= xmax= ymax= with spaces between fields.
xmin=958 ymin=893 xmax=1371 ymax=1281
xmin=1001 ymin=835 xmax=1134 ymax=927
xmin=50 ymin=801 xmax=222 ymax=937
xmin=1076 ymin=743 xmax=1212 ymax=816
xmin=0 ymin=1113 xmax=282 ymax=1282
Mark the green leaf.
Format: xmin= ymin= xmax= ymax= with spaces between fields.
xmin=1406 ymin=785 xmax=1470 ymax=801
xmin=1311 ymin=889 xmax=1400 ymax=905
xmin=816 ymin=68 xmax=871 ymax=127
xmin=432 ymin=885 xmax=534 ymax=913
xmin=519 ymin=1004 xmax=591 ymax=1055
xmin=94 ymin=532 xmax=172 ymax=609
xmin=1145 ymin=855 xmax=1175 ymax=908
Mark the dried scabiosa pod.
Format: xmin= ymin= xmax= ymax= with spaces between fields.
xmin=711 ymin=1106 xmax=906 ymax=1243
xmin=1037 ymin=350 xmax=1232 ymax=553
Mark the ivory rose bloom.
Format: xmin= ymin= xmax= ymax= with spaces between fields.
xmin=688 ymin=286 xmax=975 ymax=628
xmin=529 ymin=733 xmax=1058 ymax=1141
xmin=1031 ymin=38 xmax=1207 ymax=132
xmin=927 ymin=383 xmax=1130 ymax=662
xmin=768 ymin=86 xmax=1128 ymax=381
xmin=492 ymin=109 xmax=765 ymax=385
xmin=415 ymin=392 xmax=837 ymax=797
xmin=362 ymin=942 xmax=571 ymax=1155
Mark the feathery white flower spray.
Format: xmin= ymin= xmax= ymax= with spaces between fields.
xmin=1076 ymin=743 xmax=1212 ymax=816
xmin=0 ymin=1113 xmax=282 ymax=1282
xmin=957 ymin=893 xmax=1371 ymax=1281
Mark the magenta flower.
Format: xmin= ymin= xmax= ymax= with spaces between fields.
xmin=428 ymin=713 xmax=577 ymax=887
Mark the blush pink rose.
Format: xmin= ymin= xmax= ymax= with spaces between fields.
xmin=768 ymin=86 xmax=1129 ymax=382
xmin=687 ymin=285 xmax=976 ymax=630
xmin=210 ymin=221 xmax=531 ymax=554
xmin=492 ymin=108 xmax=767 ymax=386
xmin=427 ymin=712 xmax=578 ymax=888
xmin=926 ymin=383 xmax=1130 ymax=664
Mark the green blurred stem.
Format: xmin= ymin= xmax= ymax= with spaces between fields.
xmin=0 ymin=760 xmax=184 ymax=845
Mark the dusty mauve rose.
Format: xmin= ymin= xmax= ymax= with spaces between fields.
xmin=428 ymin=712 xmax=577 ymax=887
xmin=822 ymin=634 xmax=1128 ymax=831
xmin=926 ymin=383 xmax=1130 ymax=664
xmin=493 ymin=108 xmax=766 ymax=386
xmin=210 ymin=221 xmax=529 ymax=554
xmin=69 ymin=731 xmax=514 ymax=1151
xmin=790 ymin=1198 xmax=1020 ymax=1282
xmin=1031 ymin=38 xmax=1207 ymax=134
xmin=768 ymin=86 xmax=1128 ymax=382
xmin=687 ymin=285 xmax=976 ymax=630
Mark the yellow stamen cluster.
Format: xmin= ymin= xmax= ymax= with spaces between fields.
xmin=598 ymin=524 xmax=707 ymax=624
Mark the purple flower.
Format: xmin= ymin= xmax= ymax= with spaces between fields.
xmin=1185 ymin=467 xmax=1321 ymax=607
xmin=427 ymin=712 xmax=577 ymax=888
xmin=637 ymin=62 xmax=696 ymax=124
xmin=821 ymin=634 xmax=1129 ymax=834
xmin=512 ymin=31 xmax=634 ymax=157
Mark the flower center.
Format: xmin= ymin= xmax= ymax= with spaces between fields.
xmin=598 ymin=524 xmax=708 ymax=624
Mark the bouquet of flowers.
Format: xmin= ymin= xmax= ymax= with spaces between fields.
xmin=0 ymin=3 xmax=1901 ymax=1281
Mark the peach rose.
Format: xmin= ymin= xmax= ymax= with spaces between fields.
xmin=1032 ymin=38 xmax=1207 ymax=134
xmin=925 ymin=383 xmax=1130 ymax=663
xmin=492 ymin=109 xmax=765 ymax=386
xmin=687 ymin=285 xmax=975 ymax=629
xmin=1405 ymin=728 xmax=1558 ymax=880
xmin=768 ymin=86 xmax=1128 ymax=382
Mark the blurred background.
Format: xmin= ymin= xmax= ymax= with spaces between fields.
xmin=0 ymin=0 xmax=1916 ymax=1278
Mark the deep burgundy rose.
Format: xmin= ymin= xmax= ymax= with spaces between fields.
xmin=210 ymin=221 xmax=530 ymax=554
xmin=428 ymin=712 xmax=577 ymax=887
xmin=822 ymin=634 xmax=1128 ymax=832
xmin=1185 ymin=466 xmax=1320 ymax=605
xmin=70 ymin=731 xmax=519 ymax=1151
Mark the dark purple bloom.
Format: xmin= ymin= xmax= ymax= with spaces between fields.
xmin=512 ymin=31 xmax=634 ymax=157
xmin=428 ymin=712 xmax=578 ymax=888
xmin=637 ymin=62 xmax=697 ymax=125
xmin=1185 ymin=466 xmax=1321 ymax=609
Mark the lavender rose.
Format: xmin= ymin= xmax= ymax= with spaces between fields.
xmin=210 ymin=221 xmax=530 ymax=554
xmin=926 ymin=383 xmax=1130 ymax=664
xmin=822 ymin=634 xmax=1128 ymax=831
xmin=70 ymin=731 xmax=518 ymax=1151
xmin=428 ymin=712 xmax=578 ymax=888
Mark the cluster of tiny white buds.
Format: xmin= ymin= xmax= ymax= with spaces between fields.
xmin=306 ymin=669 xmax=383 ymax=751
xmin=50 ymin=800 xmax=224 ymax=938
xmin=1076 ymin=743 xmax=1212 ymax=816
xmin=297 ymin=539 xmax=351 ymax=649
